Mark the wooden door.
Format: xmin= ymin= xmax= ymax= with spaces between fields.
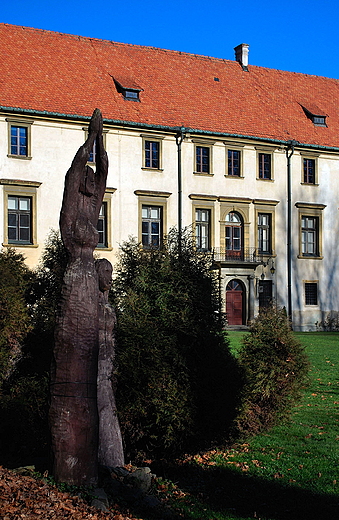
xmin=226 ymin=279 xmax=244 ymax=325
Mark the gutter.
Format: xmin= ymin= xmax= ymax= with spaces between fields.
xmin=2 ymin=105 xmax=339 ymax=153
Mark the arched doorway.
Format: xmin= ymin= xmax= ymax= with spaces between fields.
xmin=226 ymin=279 xmax=245 ymax=325
xmin=225 ymin=211 xmax=243 ymax=259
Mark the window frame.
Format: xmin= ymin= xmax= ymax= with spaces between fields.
xmin=257 ymin=152 xmax=272 ymax=180
xmin=300 ymin=152 xmax=319 ymax=185
xmin=301 ymin=216 xmax=319 ymax=257
xmin=296 ymin=202 xmax=325 ymax=259
xmin=257 ymin=212 xmax=272 ymax=255
xmin=136 ymin=190 xmax=170 ymax=249
xmin=7 ymin=118 xmax=33 ymax=160
xmin=95 ymin=189 xmax=115 ymax=250
xmin=304 ymin=281 xmax=318 ymax=306
xmin=195 ymin=208 xmax=212 ymax=252
xmin=193 ymin=140 xmax=214 ymax=175
xmin=253 ymin=199 xmax=278 ymax=259
xmin=141 ymin=135 xmax=164 ymax=171
xmin=227 ymin=148 xmax=242 ymax=177
xmin=1 ymin=179 xmax=40 ymax=247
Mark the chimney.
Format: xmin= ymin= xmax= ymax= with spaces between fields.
xmin=234 ymin=43 xmax=249 ymax=71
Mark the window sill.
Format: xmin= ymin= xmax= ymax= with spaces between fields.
xmin=193 ymin=172 xmax=213 ymax=176
xmin=225 ymin=175 xmax=244 ymax=179
xmin=298 ymin=255 xmax=323 ymax=260
xmin=300 ymin=182 xmax=319 ymax=186
xmin=7 ymin=154 xmax=32 ymax=160
xmin=256 ymin=177 xmax=274 ymax=182
xmin=141 ymin=167 xmax=164 ymax=172
xmin=3 ymin=242 xmax=38 ymax=248
xmin=95 ymin=246 xmax=113 ymax=251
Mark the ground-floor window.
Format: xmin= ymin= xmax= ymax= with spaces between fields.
xmin=305 ymin=282 xmax=318 ymax=305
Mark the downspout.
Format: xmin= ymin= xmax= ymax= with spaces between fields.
xmin=175 ymin=127 xmax=186 ymax=250
xmin=286 ymin=140 xmax=298 ymax=325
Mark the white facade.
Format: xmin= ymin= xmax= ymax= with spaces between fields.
xmin=1 ymin=113 xmax=338 ymax=331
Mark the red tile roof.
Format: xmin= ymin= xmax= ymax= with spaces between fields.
xmin=1 ymin=23 xmax=339 ymax=149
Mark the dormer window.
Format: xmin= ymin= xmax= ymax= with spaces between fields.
xmin=313 ymin=116 xmax=326 ymax=126
xmin=123 ymin=89 xmax=140 ymax=101
xmin=300 ymin=103 xmax=327 ymax=127
xmin=113 ymin=76 xmax=142 ymax=102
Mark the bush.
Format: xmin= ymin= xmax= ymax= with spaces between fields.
xmin=0 ymin=248 xmax=32 ymax=385
xmin=234 ymin=305 xmax=309 ymax=437
xmin=0 ymin=232 xmax=67 ymax=466
xmin=112 ymin=228 xmax=240 ymax=459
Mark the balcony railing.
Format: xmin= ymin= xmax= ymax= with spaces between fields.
xmin=213 ymin=247 xmax=265 ymax=264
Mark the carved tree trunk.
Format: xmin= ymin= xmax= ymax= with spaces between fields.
xmin=97 ymin=292 xmax=124 ymax=467
xmin=50 ymin=258 xmax=99 ymax=485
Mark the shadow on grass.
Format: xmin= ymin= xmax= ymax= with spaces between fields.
xmin=153 ymin=460 xmax=339 ymax=520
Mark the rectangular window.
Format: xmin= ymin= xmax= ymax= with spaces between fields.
xmin=227 ymin=149 xmax=241 ymax=176
xmin=258 ymin=153 xmax=271 ymax=179
xmin=97 ymin=202 xmax=107 ymax=247
xmin=258 ymin=213 xmax=271 ymax=254
xmin=144 ymin=140 xmax=160 ymax=169
xmin=10 ymin=126 xmax=28 ymax=156
xmin=301 ymin=216 xmax=318 ymax=256
xmin=196 ymin=146 xmax=210 ymax=173
xmin=305 ymin=282 xmax=318 ymax=305
xmin=195 ymin=209 xmax=211 ymax=251
xmin=303 ymin=158 xmax=315 ymax=184
xmin=7 ymin=195 xmax=32 ymax=244
xmin=142 ymin=205 xmax=162 ymax=248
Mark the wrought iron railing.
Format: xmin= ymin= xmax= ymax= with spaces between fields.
xmin=213 ymin=247 xmax=264 ymax=263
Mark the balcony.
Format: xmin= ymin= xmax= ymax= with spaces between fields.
xmin=213 ymin=247 xmax=265 ymax=267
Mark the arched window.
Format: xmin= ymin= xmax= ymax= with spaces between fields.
xmin=225 ymin=211 xmax=243 ymax=258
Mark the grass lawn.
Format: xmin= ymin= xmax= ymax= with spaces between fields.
xmin=153 ymin=332 xmax=339 ymax=520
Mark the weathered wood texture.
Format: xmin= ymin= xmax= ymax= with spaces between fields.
xmin=50 ymin=109 xmax=108 ymax=485
xmin=96 ymin=259 xmax=125 ymax=467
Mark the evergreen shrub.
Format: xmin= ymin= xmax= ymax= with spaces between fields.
xmin=234 ymin=305 xmax=309 ymax=437
xmin=0 ymin=248 xmax=32 ymax=385
xmin=112 ymin=228 xmax=240 ymax=459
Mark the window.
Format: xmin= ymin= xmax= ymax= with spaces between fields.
xmin=11 ymin=126 xmax=28 ymax=156
xmin=142 ymin=205 xmax=162 ymax=247
xmin=305 ymin=282 xmax=318 ymax=305
xmin=227 ymin=150 xmax=241 ymax=176
xmin=196 ymin=146 xmax=210 ymax=173
xmin=258 ymin=153 xmax=271 ymax=179
xmin=7 ymin=119 xmax=33 ymax=159
xmin=313 ymin=116 xmax=326 ymax=126
xmin=145 ymin=140 xmax=160 ymax=169
xmin=296 ymin=202 xmax=325 ymax=259
xmin=301 ymin=155 xmax=318 ymax=185
xmin=97 ymin=202 xmax=107 ymax=248
xmin=124 ymin=89 xmax=139 ymax=100
xmin=2 ymin=180 xmax=40 ymax=247
xmin=301 ymin=216 xmax=318 ymax=256
xmin=303 ymin=158 xmax=315 ymax=184
xmin=225 ymin=212 xmax=242 ymax=255
xmin=258 ymin=213 xmax=271 ymax=254
xmin=7 ymin=195 xmax=32 ymax=244
xmin=195 ymin=209 xmax=210 ymax=251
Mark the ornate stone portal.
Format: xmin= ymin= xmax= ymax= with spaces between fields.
xmin=49 ymin=109 xmax=123 ymax=486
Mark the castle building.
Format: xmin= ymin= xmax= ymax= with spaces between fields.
xmin=1 ymin=23 xmax=339 ymax=330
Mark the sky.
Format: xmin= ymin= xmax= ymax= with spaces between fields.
xmin=1 ymin=0 xmax=339 ymax=79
